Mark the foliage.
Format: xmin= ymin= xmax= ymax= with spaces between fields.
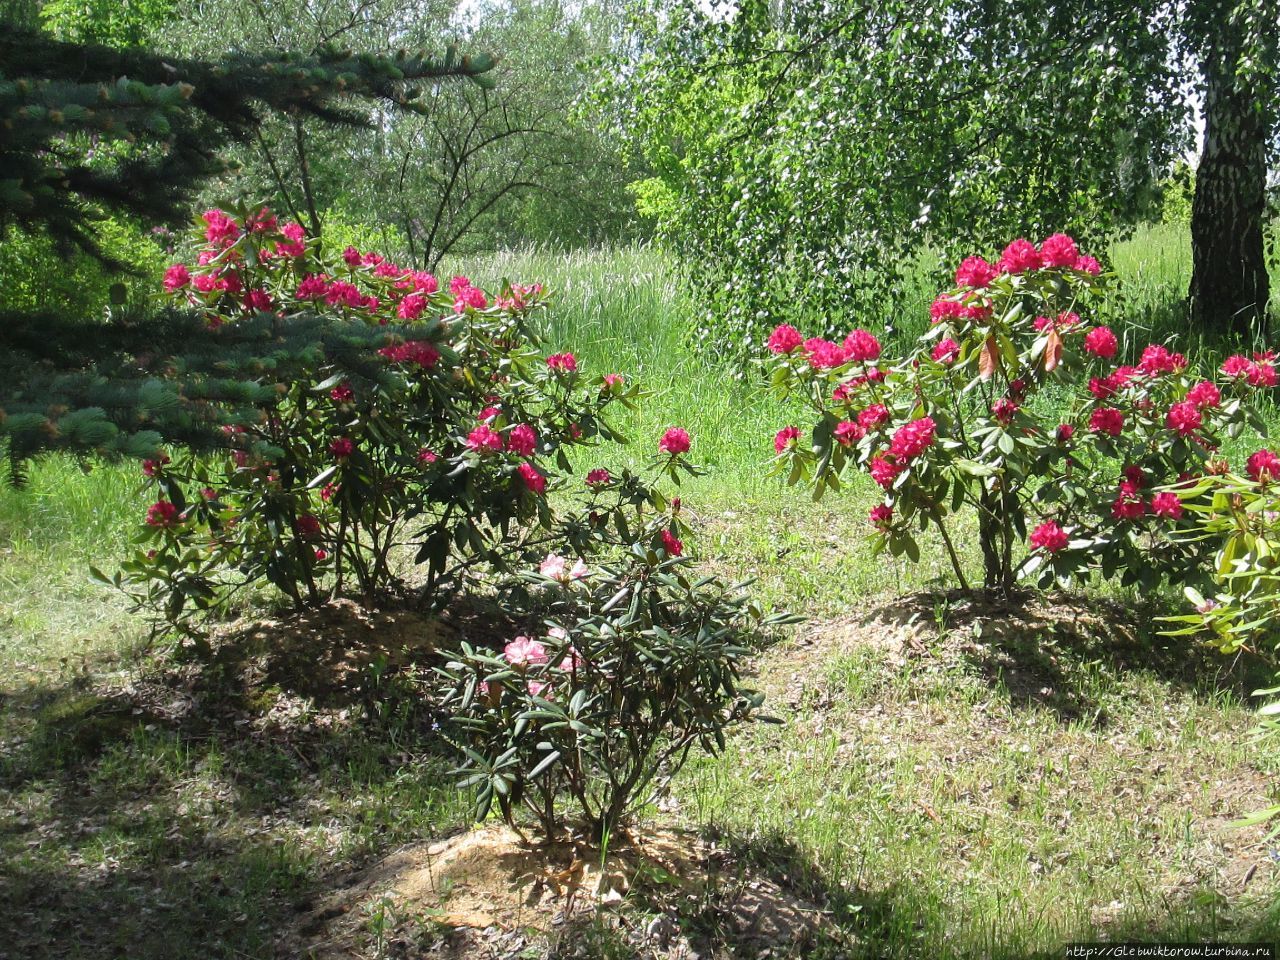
xmin=600 ymin=0 xmax=1188 ymax=357
xmin=0 ymin=23 xmax=496 ymax=261
xmin=762 ymin=233 xmax=1273 ymax=593
xmin=437 ymin=545 xmax=796 ymax=842
xmin=100 ymin=203 xmax=660 ymax=634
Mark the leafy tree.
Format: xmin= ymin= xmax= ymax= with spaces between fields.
xmin=603 ymin=0 xmax=1278 ymax=352
xmin=0 ymin=22 xmax=496 ymax=467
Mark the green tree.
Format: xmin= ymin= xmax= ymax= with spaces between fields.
xmin=0 ymin=22 xmax=495 ymax=466
xmin=603 ymin=0 xmax=1278 ymax=351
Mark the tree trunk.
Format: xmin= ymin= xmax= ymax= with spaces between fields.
xmin=1189 ymin=53 xmax=1270 ymax=335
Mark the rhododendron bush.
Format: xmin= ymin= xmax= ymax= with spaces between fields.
xmin=764 ymin=233 xmax=1272 ymax=594
xmin=437 ymin=546 xmax=797 ymax=841
xmin=105 ymin=202 xmax=697 ymax=636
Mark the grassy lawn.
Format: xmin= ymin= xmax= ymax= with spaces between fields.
xmin=3 ymin=225 xmax=1280 ymax=957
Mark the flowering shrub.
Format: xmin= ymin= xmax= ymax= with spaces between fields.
xmin=436 ymin=544 xmax=798 ymax=841
xmin=763 ymin=233 xmax=1272 ymax=593
xmin=1162 ymin=466 xmax=1280 ymax=830
xmin=107 ymin=202 xmax=699 ymax=636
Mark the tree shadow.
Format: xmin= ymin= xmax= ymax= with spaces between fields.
xmin=873 ymin=589 xmax=1273 ymax=728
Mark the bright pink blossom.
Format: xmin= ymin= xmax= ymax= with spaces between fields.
xmin=547 ymin=352 xmax=578 ymax=372
xmin=660 ymin=529 xmax=683 ymax=556
xmin=1151 ymin=492 xmax=1184 ymax=519
xmin=1089 ymin=407 xmax=1124 ymax=436
xmin=397 ymin=294 xmax=426 ymax=320
xmin=467 ymin=425 xmax=503 ymax=454
xmin=507 ymin=424 xmax=537 ymax=457
xmin=858 ymin=405 xmax=890 ymax=431
xmin=804 ymin=338 xmax=847 ymax=369
xmin=843 ymin=329 xmax=882 ymax=362
xmin=330 ymin=382 xmax=354 ymax=403
xmin=145 ymin=500 xmax=181 ymax=528
xmin=869 ymin=504 xmax=894 ymax=531
xmin=330 ymin=437 xmax=355 ymax=458
xmin=244 ymin=288 xmax=272 ymax=312
xmin=379 ymin=340 xmax=440 ymax=369
xmin=1029 ymin=521 xmax=1069 ymax=553
xmin=1166 ymin=401 xmax=1202 ymax=436
xmin=1038 ymin=233 xmax=1079 ymax=268
xmin=932 ymin=338 xmax=961 ymax=363
xmin=1247 ymin=449 xmax=1280 ymax=483
xmin=585 ymin=468 xmax=612 ymax=487
xmin=1083 ymin=326 xmax=1118 ymax=359
xmin=889 ymin=417 xmax=936 ymax=460
xmin=659 ymin=427 xmax=691 ymax=456
xmin=417 ymin=448 xmax=438 ymax=465
xmin=869 ymin=455 xmax=904 ymax=489
xmin=774 ymin=426 xmax=801 ymax=454
xmin=997 ymin=238 xmax=1042 ymax=274
xmin=1111 ymin=495 xmax=1146 ymax=521
xmin=1074 ymin=255 xmax=1102 ymax=275
xmin=992 ymin=398 xmax=1019 ymax=425
xmin=834 ymin=420 xmax=865 ymax=446
xmin=296 ymin=274 xmax=329 ymax=299
xmin=954 ymin=256 xmax=997 ymax=288
xmin=1139 ymin=344 xmax=1185 ymax=376
xmin=1186 ymin=381 xmax=1221 ymax=409
xmin=163 ymin=264 xmax=190 ymax=292
xmin=518 ymin=462 xmax=546 ymax=494
xmin=767 ymin=324 xmax=805 ymax=354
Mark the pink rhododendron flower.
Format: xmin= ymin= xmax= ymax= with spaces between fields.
xmin=142 ymin=455 xmax=169 ymax=477
xmin=1186 ymin=381 xmax=1221 ymax=409
xmin=660 ymin=529 xmax=683 ymax=556
xmin=889 ymin=417 xmax=936 ymax=460
xmin=1089 ymin=407 xmax=1124 ymax=436
xmin=454 ymin=285 xmax=487 ymax=312
xmin=504 ymin=636 xmax=548 ymax=667
xmin=1083 ymin=326 xmax=1118 ymax=359
xmin=929 ymin=296 xmax=988 ymax=324
xmin=540 ymin=554 xmax=569 ymax=580
xmin=992 ymin=398 xmax=1019 ymax=425
xmin=602 ymin=373 xmax=624 ymax=390
xmin=767 ymin=324 xmax=804 ymax=354
xmin=843 ymin=329 xmax=882 ymax=362
xmin=1139 ymin=344 xmax=1185 ymax=376
xmin=245 ymin=207 xmax=276 ymax=233
xmin=378 ymin=340 xmax=440 ymax=369
xmin=467 ymin=425 xmax=503 ymax=454
xmin=659 ymin=427 xmax=691 ymax=455
xmin=932 ymin=338 xmax=961 ymax=363
xmin=202 ymin=209 xmax=239 ymax=246
xmin=1074 ymin=255 xmax=1102 ymax=275
xmin=1055 ymin=424 xmax=1075 ymax=442
xmin=417 ymin=448 xmax=438 ymax=465
xmin=804 ymin=338 xmax=848 ymax=369
xmin=869 ymin=454 xmax=904 ymax=488
xmin=869 ymin=504 xmax=893 ymax=531
xmin=774 ymin=426 xmax=801 ymax=454
xmin=397 ymin=294 xmax=426 ymax=320
xmin=330 ymin=437 xmax=355 ymax=458
xmin=1151 ymin=492 xmax=1184 ymax=519
xmin=1247 ymin=449 xmax=1280 ymax=483
xmin=1029 ymin=521 xmax=1069 ymax=553
xmin=1111 ymin=494 xmax=1146 ymax=521
xmin=547 ymin=352 xmax=578 ymax=372
xmin=518 ymin=462 xmax=547 ymax=494
xmin=163 ymin=264 xmax=190 ymax=292
xmin=1249 ymin=353 xmax=1278 ymax=387
xmin=857 ymin=404 xmax=890 ymax=431
xmin=997 ymin=238 xmax=1042 ymax=274
xmin=449 ymin=275 xmax=472 ymax=296
xmin=954 ymin=256 xmax=997 ymax=289
xmin=586 ymin=468 xmax=612 ymax=487
xmin=834 ymin=420 xmax=865 ymax=446
xmin=1038 ymin=233 xmax=1079 ymax=268
xmin=478 ymin=405 xmax=501 ymax=422
xmin=330 ymin=382 xmax=354 ymax=403
xmin=296 ymin=274 xmax=329 ymax=299
xmin=507 ymin=424 xmax=537 ymax=457
xmin=244 ymin=288 xmax=272 ymax=312
xmin=145 ymin=500 xmax=181 ymax=528
xmin=1222 ymin=354 xmax=1253 ymax=379
xmin=342 ymin=246 xmax=362 ymax=267
xmin=1034 ymin=311 xmax=1081 ymax=332
xmin=413 ymin=271 xmax=439 ymax=294
xmin=1166 ymin=401 xmax=1202 ymax=436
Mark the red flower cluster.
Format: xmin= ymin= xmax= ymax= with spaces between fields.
xmin=659 ymin=427 xmax=692 ymax=456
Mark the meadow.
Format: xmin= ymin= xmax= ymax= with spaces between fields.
xmin=3 ymin=223 xmax=1280 ymax=958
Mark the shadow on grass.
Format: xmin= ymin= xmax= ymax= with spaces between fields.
xmin=0 ymin=626 xmax=470 ymax=959
xmin=873 ymin=589 xmax=1273 ymax=728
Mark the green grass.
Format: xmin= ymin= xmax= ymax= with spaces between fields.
xmin=3 ymin=223 xmax=1280 ymax=958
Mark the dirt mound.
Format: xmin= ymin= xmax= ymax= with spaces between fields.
xmin=287 ymin=824 xmax=831 ymax=959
